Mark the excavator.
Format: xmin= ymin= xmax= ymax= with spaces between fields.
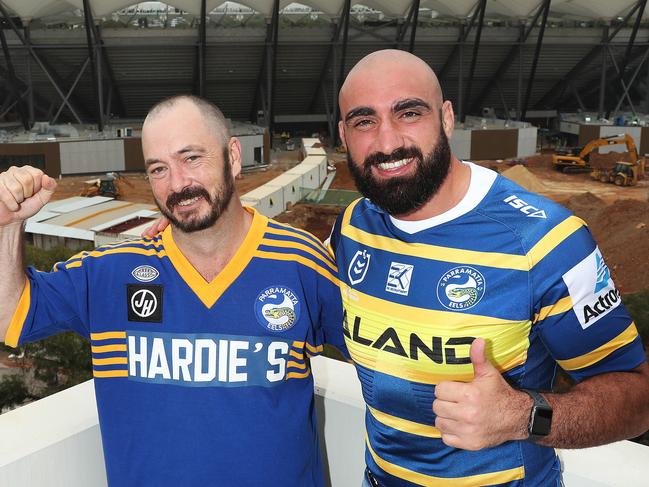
xmin=552 ymin=133 xmax=639 ymax=174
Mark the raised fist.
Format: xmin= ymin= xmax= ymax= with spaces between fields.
xmin=0 ymin=165 xmax=57 ymax=227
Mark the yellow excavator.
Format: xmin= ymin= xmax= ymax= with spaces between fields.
xmin=552 ymin=133 xmax=638 ymax=173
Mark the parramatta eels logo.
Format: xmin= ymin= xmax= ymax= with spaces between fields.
xmin=255 ymin=286 xmax=301 ymax=332
xmin=437 ymin=266 xmax=486 ymax=311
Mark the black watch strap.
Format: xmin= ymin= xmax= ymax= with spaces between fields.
xmin=521 ymin=389 xmax=553 ymax=441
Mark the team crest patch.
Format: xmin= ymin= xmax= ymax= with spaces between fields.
xmin=437 ymin=266 xmax=486 ymax=311
xmin=255 ymin=286 xmax=301 ymax=332
xmin=132 ymin=265 xmax=159 ymax=282
xmin=348 ymin=249 xmax=371 ymax=285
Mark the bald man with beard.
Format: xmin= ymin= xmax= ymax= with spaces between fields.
xmin=328 ymin=50 xmax=649 ymax=486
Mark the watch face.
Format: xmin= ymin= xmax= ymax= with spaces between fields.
xmin=531 ymin=406 xmax=553 ymax=435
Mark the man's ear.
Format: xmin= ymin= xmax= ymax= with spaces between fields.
xmin=338 ymin=120 xmax=347 ymax=150
xmin=228 ymin=137 xmax=243 ymax=178
xmin=441 ymin=100 xmax=455 ymax=140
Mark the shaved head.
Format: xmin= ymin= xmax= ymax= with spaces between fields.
xmin=339 ymin=49 xmax=443 ymax=110
xmin=144 ymin=95 xmax=231 ymax=147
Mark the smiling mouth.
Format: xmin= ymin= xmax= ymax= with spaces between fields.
xmin=375 ymin=158 xmax=414 ymax=171
xmin=176 ymin=196 xmax=201 ymax=207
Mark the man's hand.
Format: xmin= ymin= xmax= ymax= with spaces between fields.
xmin=433 ymin=338 xmax=532 ymax=450
xmin=141 ymin=216 xmax=170 ymax=238
xmin=0 ymin=166 xmax=57 ymax=227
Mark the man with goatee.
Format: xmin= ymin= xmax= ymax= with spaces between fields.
xmin=0 ymin=95 xmax=346 ymax=487
xmin=328 ymin=49 xmax=649 ymax=487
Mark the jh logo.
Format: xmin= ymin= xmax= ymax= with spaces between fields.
xmin=127 ymin=284 xmax=163 ymax=323
xmin=348 ymin=249 xmax=371 ymax=285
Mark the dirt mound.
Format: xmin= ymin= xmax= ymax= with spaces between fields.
xmin=501 ymin=165 xmax=548 ymax=193
xmin=525 ymin=154 xmax=554 ymax=169
xmin=562 ymin=192 xmax=606 ymax=224
xmin=589 ymin=151 xmax=633 ymax=169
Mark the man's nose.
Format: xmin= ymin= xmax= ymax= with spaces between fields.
xmin=167 ymin=165 xmax=192 ymax=193
xmin=373 ymin=118 xmax=404 ymax=156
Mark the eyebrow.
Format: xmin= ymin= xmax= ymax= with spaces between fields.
xmin=392 ymin=98 xmax=432 ymax=112
xmin=344 ymin=106 xmax=376 ymax=123
xmin=144 ymin=145 xmax=207 ymax=166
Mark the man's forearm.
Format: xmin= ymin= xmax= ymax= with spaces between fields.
xmin=0 ymin=222 xmax=27 ymax=342
xmin=537 ymin=363 xmax=649 ymax=448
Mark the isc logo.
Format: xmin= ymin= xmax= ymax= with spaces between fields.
xmin=503 ymin=195 xmax=547 ymax=218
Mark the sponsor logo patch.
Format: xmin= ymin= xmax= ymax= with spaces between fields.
xmin=503 ymin=195 xmax=547 ymax=218
xmin=562 ymin=248 xmax=620 ymax=329
xmin=255 ymin=286 xmax=301 ymax=332
xmin=385 ymin=262 xmax=414 ymax=296
xmin=348 ymin=249 xmax=371 ymax=285
xmin=131 ymin=265 xmax=159 ymax=283
xmin=437 ymin=266 xmax=486 ymax=311
xmin=127 ymin=284 xmax=163 ymax=323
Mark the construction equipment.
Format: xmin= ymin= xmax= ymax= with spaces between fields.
xmin=552 ymin=133 xmax=638 ymax=173
xmin=591 ymin=159 xmax=646 ymax=187
xmin=81 ymin=172 xmax=134 ymax=199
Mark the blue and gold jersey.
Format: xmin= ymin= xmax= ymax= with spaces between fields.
xmin=329 ymin=163 xmax=645 ymax=486
xmin=5 ymin=208 xmax=347 ymax=487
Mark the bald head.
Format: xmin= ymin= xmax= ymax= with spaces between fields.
xmin=144 ymin=95 xmax=230 ymax=147
xmin=340 ymin=49 xmax=443 ymax=110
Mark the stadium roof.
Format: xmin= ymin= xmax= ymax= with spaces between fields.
xmin=2 ymin=1 xmax=649 ymax=21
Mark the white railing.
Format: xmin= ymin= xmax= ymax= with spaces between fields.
xmin=1 ymin=357 xmax=647 ymax=487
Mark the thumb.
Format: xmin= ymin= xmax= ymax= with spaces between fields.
xmin=470 ymin=338 xmax=497 ymax=380
xmin=36 ymin=175 xmax=57 ymax=206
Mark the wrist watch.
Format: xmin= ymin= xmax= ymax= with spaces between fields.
xmin=521 ymin=389 xmax=553 ymax=441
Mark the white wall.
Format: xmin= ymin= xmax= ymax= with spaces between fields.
xmin=450 ymin=128 xmax=471 ymax=160
xmin=238 ymin=134 xmax=265 ymax=166
xmin=598 ymin=126 xmax=641 ymax=155
xmin=517 ymin=127 xmax=538 ymax=157
xmin=59 ymin=140 xmax=125 ymax=174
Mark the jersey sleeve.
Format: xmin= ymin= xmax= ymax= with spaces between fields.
xmin=530 ymin=219 xmax=645 ymax=382
xmin=4 ymin=253 xmax=91 ymax=347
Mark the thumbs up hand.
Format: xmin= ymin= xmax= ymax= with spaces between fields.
xmin=432 ymin=338 xmax=532 ymax=450
xmin=0 ymin=166 xmax=57 ymax=227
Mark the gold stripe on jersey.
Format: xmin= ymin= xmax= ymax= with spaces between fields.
xmin=4 ymin=279 xmax=31 ymax=348
xmin=287 ymin=360 xmax=307 ymax=370
xmin=63 ymin=246 xmax=167 ymax=269
xmin=534 ymin=295 xmax=574 ymax=323
xmin=94 ymin=369 xmax=129 ymax=378
xmin=342 ymin=198 xmax=363 ymax=227
xmin=305 ymin=342 xmax=323 ymax=355
xmin=260 ymin=237 xmax=337 ymax=273
xmin=289 ymin=349 xmax=303 ymax=360
xmin=342 ymin=224 xmax=529 ymax=270
xmin=368 ymin=405 xmax=441 ymax=438
xmin=93 ymin=356 xmax=128 ymax=366
xmin=91 ymin=331 xmax=127 ymax=340
xmin=92 ymin=344 xmax=127 ymax=353
xmin=254 ymin=250 xmax=340 ymax=286
xmin=557 ymin=322 xmax=639 ymax=371
xmin=286 ymin=370 xmax=311 ymax=379
xmin=162 ymin=208 xmax=266 ymax=308
xmin=366 ymin=436 xmax=525 ymax=486
xmin=265 ymin=224 xmax=334 ymax=257
xmin=343 ymin=284 xmax=530 ymax=384
xmin=527 ymin=216 xmax=586 ymax=268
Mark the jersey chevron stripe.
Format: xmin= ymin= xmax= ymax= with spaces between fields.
xmin=92 ymin=344 xmax=127 ymax=353
xmin=341 ymin=283 xmax=522 ymax=328
xmin=254 ymin=250 xmax=339 ymax=285
xmin=342 ymin=224 xmax=530 ymax=270
xmin=91 ymin=331 xmax=127 ymax=340
xmin=368 ymin=405 xmax=441 ymax=438
xmin=535 ymin=295 xmax=573 ymax=323
xmin=265 ymin=223 xmax=331 ymax=252
xmin=161 ymin=210 xmax=266 ymax=308
xmin=366 ymin=436 xmax=525 ymax=486
xmin=527 ymin=215 xmax=585 ymax=268
xmin=4 ymin=279 xmax=30 ymax=348
xmin=94 ymin=369 xmax=128 ymax=378
xmin=93 ymin=357 xmax=128 ymax=366
xmin=557 ymin=322 xmax=639 ymax=370
xmin=287 ymin=361 xmax=307 ymax=370
xmin=260 ymin=237 xmax=337 ymax=273
xmin=286 ymin=370 xmax=311 ymax=379
xmin=64 ymin=247 xmax=168 ymax=269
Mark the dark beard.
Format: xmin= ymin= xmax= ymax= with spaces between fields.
xmin=156 ymin=158 xmax=235 ymax=233
xmin=347 ymin=126 xmax=452 ymax=216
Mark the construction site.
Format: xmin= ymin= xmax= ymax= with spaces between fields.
xmin=2 ymin=1 xmax=649 ymax=486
